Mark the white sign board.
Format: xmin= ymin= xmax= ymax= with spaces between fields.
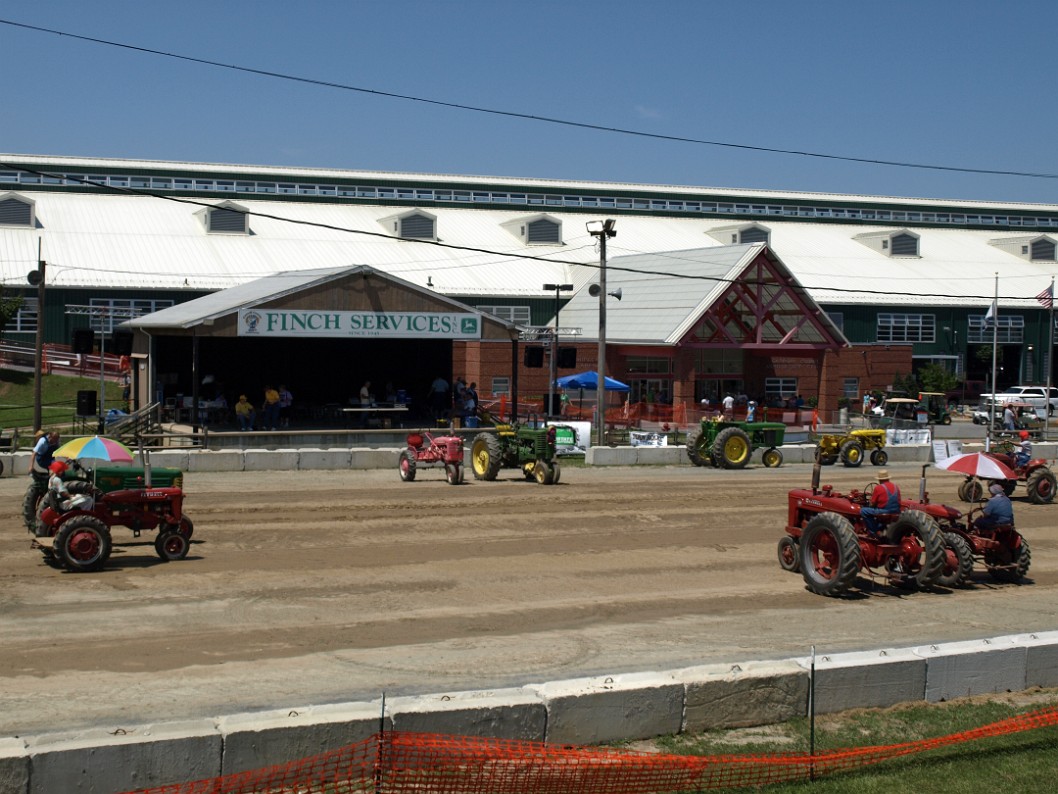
xmin=629 ymin=431 xmax=669 ymax=447
xmin=549 ymin=421 xmax=592 ymax=454
xmin=238 ymin=309 xmax=482 ymax=339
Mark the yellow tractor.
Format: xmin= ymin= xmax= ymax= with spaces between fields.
xmin=815 ymin=428 xmax=888 ymax=468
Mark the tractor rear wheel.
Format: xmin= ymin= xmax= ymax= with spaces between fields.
xmin=533 ymin=461 xmax=555 ymax=485
xmin=986 ymin=534 xmax=1031 ymax=582
xmin=54 ymin=516 xmax=112 ymax=573
xmin=761 ymin=448 xmax=783 ymax=468
xmin=685 ymin=430 xmax=709 ymax=467
xmin=470 ymin=433 xmax=503 ymax=481
xmin=869 ymin=449 xmax=888 ymax=466
xmin=155 ymin=530 xmax=190 ymax=561
xmin=938 ymin=532 xmax=974 ymax=588
xmin=958 ymin=478 xmax=984 ymax=503
xmin=712 ymin=427 xmax=751 ymax=469
xmin=398 ymin=449 xmax=417 ymax=482
xmin=22 ymin=482 xmax=45 ymax=531
xmin=777 ymin=536 xmax=800 ymax=572
xmin=840 ymin=440 xmax=864 ymax=467
xmin=886 ymin=510 xmax=945 ymax=590
xmin=1026 ymin=468 xmax=1057 ymax=504
xmin=445 ymin=462 xmax=462 ymax=485
xmin=799 ymin=513 xmax=861 ymax=597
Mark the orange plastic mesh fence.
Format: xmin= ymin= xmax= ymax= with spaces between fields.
xmin=123 ymin=705 xmax=1058 ymax=794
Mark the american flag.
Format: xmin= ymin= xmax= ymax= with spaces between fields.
xmin=1038 ymin=284 xmax=1054 ymax=309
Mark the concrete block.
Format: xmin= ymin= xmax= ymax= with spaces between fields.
xmin=677 ymin=659 xmax=808 ymax=731
xmin=350 ymin=449 xmax=399 ymax=469
xmin=146 ymin=450 xmax=190 ymax=471
xmin=186 ymin=450 xmax=244 ymax=472
xmin=243 ymin=449 xmax=299 ymax=471
xmin=1013 ymin=631 xmax=1058 ymax=688
xmin=9 ymin=453 xmax=32 ymax=477
xmin=27 ymin=720 xmax=220 ymax=794
xmin=296 ymin=448 xmax=353 ymax=469
xmin=631 ymin=446 xmax=685 ymax=466
xmin=387 ymin=688 xmax=547 ymax=741
xmin=915 ymin=637 xmax=1027 ymax=702
xmin=219 ymin=701 xmax=382 ymax=777
xmin=531 ymin=671 xmax=683 ymax=745
xmin=796 ymin=648 xmax=926 ymax=713
xmin=0 ymin=738 xmax=28 ymax=794
xmin=585 ymin=447 xmax=638 ymax=466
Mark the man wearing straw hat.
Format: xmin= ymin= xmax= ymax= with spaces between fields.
xmin=860 ymin=469 xmax=901 ymax=535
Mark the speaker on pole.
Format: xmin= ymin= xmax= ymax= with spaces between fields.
xmin=524 ymin=347 xmax=544 ymax=368
xmin=72 ymin=329 xmax=95 ymax=354
xmin=76 ymin=390 xmax=97 ymax=417
xmin=112 ymin=330 xmax=134 ymax=356
xmin=557 ymin=347 xmax=577 ymax=369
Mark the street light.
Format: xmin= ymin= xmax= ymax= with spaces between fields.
xmin=587 ymin=219 xmax=617 ymax=446
xmin=543 ymin=283 xmax=574 ymax=420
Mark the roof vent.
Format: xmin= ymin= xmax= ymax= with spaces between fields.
xmin=198 ymin=201 xmax=249 ymax=234
xmin=501 ymin=214 xmax=563 ymax=245
xmin=0 ymin=193 xmax=34 ymax=227
xmin=707 ymin=223 xmax=770 ymax=246
xmin=989 ymin=234 xmax=1056 ymax=262
xmin=854 ymin=228 xmax=920 ymax=258
xmin=382 ymin=210 xmax=437 ymax=240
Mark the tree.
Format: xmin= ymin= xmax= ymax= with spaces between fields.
xmin=918 ymin=363 xmax=958 ymax=394
xmin=0 ymin=286 xmax=21 ymax=330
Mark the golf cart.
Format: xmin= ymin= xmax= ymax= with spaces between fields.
xmin=918 ymin=392 xmax=953 ymax=425
xmin=972 ymin=401 xmax=1043 ymax=435
xmin=870 ymin=397 xmax=925 ymax=429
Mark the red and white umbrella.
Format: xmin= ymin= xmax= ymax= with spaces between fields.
xmin=934 ymin=452 xmax=1016 ymax=480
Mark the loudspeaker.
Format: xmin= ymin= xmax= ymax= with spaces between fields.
xmin=76 ymin=390 xmax=96 ymax=417
xmin=72 ymin=329 xmax=95 ymax=354
xmin=524 ymin=347 xmax=544 ymax=368
xmin=112 ymin=330 xmax=134 ymax=356
xmin=548 ymin=394 xmax=563 ymax=415
xmin=557 ymin=347 xmax=577 ymax=369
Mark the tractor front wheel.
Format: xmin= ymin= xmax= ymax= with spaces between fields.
xmin=799 ymin=513 xmax=861 ymax=597
xmin=777 ymin=536 xmax=800 ymax=572
xmin=551 ymin=462 xmax=561 ymax=484
xmin=533 ymin=460 xmax=555 ymax=485
xmin=712 ymin=427 xmax=751 ymax=469
xmin=54 ymin=516 xmax=112 ymax=573
xmin=762 ymin=448 xmax=783 ymax=468
xmin=870 ymin=449 xmax=888 ymax=466
xmin=938 ymin=532 xmax=974 ymax=588
xmin=1026 ymin=468 xmax=1057 ymax=504
xmin=398 ymin=449 xmax=417 ymax=482
xmin=840 ymin=440 xmax=864 ymax=467
xmin=685 ymin=430 xmax=709 ymax=467
xmin=470 ymin=433 xmax=503 ymax=481
xmin=445 ymin=462 xmax=463 ymax=485
xmin=155 ymin=530 xmax=190 ymax=562
xmin=886 ymin=510 xmax=945 ymax=590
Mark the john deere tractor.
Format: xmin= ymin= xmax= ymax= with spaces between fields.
xmin=686 ymin=419 xmax=786 ymax=469
xmin=470 ymin=423 xmax=562 ymax=484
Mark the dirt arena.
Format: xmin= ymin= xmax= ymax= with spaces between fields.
xmin=1 ymin=461 xmax=1056 ymax=737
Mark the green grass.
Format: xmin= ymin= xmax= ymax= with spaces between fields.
xmin=0 ymin=369 xmax=127 ymax=444
xmin=646 ymin=692 xmax=1058 ymax=793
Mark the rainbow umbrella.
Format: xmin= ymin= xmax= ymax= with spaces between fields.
xmin=53 ymin=435 xmax=135 ymax=464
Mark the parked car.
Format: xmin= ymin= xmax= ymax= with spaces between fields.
xmin=972 ymin=401 xmax=1044 ymax=433
xmin=979 ymin=385 xmax=1058 ymax=416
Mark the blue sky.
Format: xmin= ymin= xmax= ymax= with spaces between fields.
xmin=2 ymin=0 xmax=1057 ymax=204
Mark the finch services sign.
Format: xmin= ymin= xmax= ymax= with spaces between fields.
xmin=238 ymin=309 xmax=482 ymax=339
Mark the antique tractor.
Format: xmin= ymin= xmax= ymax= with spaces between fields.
xmin=33 ymin=470 xmax=193 ymax=573
xmin=470 ymin=422 xmax=561 ymax=484
xmin=778 ymin=463 xmax=945 ymax=597
xmin=686 ymin=419 xmax=785 ymax=469
xmin=954 ymin=441 xmax=1056 ymax=505
xmin=815 ymin=428 xmax=887 ymax=467
xmin=398 ymin=431 xmax=465 ymax=485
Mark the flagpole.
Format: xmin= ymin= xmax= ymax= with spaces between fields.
xmin=1046 ymin=276 xmax=1055 ymax=443
xmin=987 ymin=273 xmax=998 ymax=452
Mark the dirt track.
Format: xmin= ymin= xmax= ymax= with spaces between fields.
xmin=1 ymin=461 xmax=1056 ymax=737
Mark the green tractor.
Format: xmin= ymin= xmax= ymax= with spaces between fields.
xmin=469 ymin=423 xmax=562 ymax=485
xmin=685 ymin=419 xmax=786 ymax=469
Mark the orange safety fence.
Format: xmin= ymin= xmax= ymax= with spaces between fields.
xmin=123 ymin=704 xmax=1058 ymax=794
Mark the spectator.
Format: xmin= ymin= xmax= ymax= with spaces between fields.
xmin=261 ymin=385 xmax=281 ymax=431
xmin=235 ymin=395 xmax=256 ymax=431
xmin=1002 ymin=403 xmax=1016 ymax=431
xmin=746 ymin=400 xmax=757 ymax=422
xmin=278 ymin=385 xmax=293 ymax=429
xmin=722 ymin=393 xmax=734 ymax=420
xmin=463 ymin=381 xmax=479 ymax=428
xmin=428 ymin=375 xmax=449 ymax=419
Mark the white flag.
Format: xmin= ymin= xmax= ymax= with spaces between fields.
xmin=984 ymin=299 xmax=997 ymax=327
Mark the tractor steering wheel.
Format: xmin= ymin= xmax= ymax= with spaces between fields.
xmin=860 ymin=481 xmax=879 ymax=504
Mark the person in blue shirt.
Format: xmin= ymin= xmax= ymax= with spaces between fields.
xmin=974 ymin=482 xmax=1015 ymax=530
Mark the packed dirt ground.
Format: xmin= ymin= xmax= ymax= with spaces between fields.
xmin=1 ymin=461 xmax=1056 ymax=737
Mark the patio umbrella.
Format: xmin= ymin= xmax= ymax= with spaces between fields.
xmin=934 ymin=451 xmax=1016 ymax=480
xmin=54 ymin=435 xmax=135 ymax=464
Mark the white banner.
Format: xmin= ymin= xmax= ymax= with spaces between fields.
xmin=238 ymin=309 xmax=482 ymax=339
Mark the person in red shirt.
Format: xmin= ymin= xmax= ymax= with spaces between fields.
xmin=860 ymin=469 xmax=901 ymax=535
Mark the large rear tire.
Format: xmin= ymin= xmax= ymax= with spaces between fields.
xmin=712 ymin=427 xmax=751 ymax=470
xmin=23 ymin=481 xmax=45 ymax=531
xmin=840 ymin=440 xmax=864 ymax=468
xmin=1026 ymin=468 xmax=1056 ymax=504
xmin=937 ymin=532 xmax=975 ymax=588
xmin=54 ymin=516 xmax=112 ymax=573
xmin=685 ymin=430 xmax=709 ymax=467
xmin=470 ymin=433 xmax=503 ymax=481
xmin=799 ymin=513 xmax=861 ymax=597
xmin=398 ymin=449 xmax=417 ymax=482
xmin=987 ymin=534 xmax=1031 ymax=583
xmin=886 ymin=510 xmax=945 ymax=590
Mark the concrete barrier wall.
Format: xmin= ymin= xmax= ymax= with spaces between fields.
xmin=4 ymin=631 xmax=1057 ymax=793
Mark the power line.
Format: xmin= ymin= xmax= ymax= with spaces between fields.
xmin=3 ymin=161 xmax=1051 ymax=304
xmin=4 ymin=17 xmax=1058 ymax=182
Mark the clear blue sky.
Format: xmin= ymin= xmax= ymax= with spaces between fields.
xmin=3 ymin=0 xmax=1057 ymax=204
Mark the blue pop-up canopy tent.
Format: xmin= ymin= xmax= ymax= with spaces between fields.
xmin=555 ymin=371 xmax=630 ymax=391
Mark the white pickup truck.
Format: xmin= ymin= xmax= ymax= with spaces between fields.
xmin=978 ymin=385 xmax=1058 ymax=416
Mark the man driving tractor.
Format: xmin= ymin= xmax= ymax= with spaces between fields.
xmin=860 ymin=469 xmax=901 ymax=534
xmin=1017 ymin=429 xmax=1033 ymax=468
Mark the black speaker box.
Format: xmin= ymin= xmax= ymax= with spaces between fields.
xmin=72 ymin=329 xmax=95 ymax=354
xmin=524 ymin=347 xmax=544 ymax=368
xmin=112 ymin=330 xmax=134 ymax=356
xmin=557 ymin=347 xmax=577 ymax=369
xmin=76 ymin=390 xmax=97 ymax=417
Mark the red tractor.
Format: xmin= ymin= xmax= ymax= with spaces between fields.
xmin=778 ymin=463 xmax=946 ymax=597
xmin=954 ymin=441 xmax=1056 ymax=505
xmin=398 ymin=432 xmax=465 ymax=485
xmin=34 ymin=477 xmax=193 ymax=573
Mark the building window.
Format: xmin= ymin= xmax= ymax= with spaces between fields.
xmin=877 ymin=313 xmax=935 ymax=343
xmin=476 ymin=305 xmax=531 ymax=324
xmin=491 ymin=377 xmax=510 ymax=396
xmin=3 ymin=296 xmax=37 ymax=333
xmin=968 ymin=314 xmax=1024 ymax=344
xmin=842 ymin=377 xmax=859 ymax=398
xmin=626 ymin=356 xmax=671 ymax=374
xmin=88 ymin=298 xmax=174 ymax=334
xmin=764 ymin=377 xmax=797 ymax=397
xmin=826 ymin=312 xmax=844 ymax=332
